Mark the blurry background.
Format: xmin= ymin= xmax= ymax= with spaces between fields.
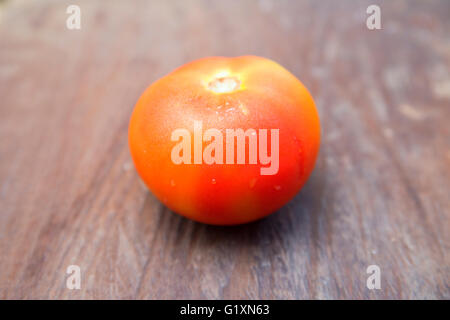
xmin=0 ymin=0 xmax=448 ymax=299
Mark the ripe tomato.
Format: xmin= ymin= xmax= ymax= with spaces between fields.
xmin=129 ymin=56 xmax=320 ymax=225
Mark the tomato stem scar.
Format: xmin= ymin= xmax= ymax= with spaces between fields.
xmin=207 ymin=76 xmax=241 ymax=93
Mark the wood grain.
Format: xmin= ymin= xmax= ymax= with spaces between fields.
xmin=0 ymin=0 xmax=448 ymax=299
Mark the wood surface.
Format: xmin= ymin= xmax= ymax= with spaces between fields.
xmin=0 ymin=0 xmax=449 ymax=299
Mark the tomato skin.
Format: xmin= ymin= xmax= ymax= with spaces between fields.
xmin=129 ymin=56 xmax=320 ymax=225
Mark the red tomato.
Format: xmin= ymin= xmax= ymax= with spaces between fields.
xmin=129 ymin=56 xmax=320 ymax=225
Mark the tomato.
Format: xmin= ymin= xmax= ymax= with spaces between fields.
xmin=128 ymin=56 xmax=320 ymax=225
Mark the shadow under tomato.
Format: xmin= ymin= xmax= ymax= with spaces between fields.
xmin=172 ymin=162 xmax=328 ymax=254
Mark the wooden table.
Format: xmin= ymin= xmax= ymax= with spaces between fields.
xmin=0 ymin=0 xmax=448 ymax=299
